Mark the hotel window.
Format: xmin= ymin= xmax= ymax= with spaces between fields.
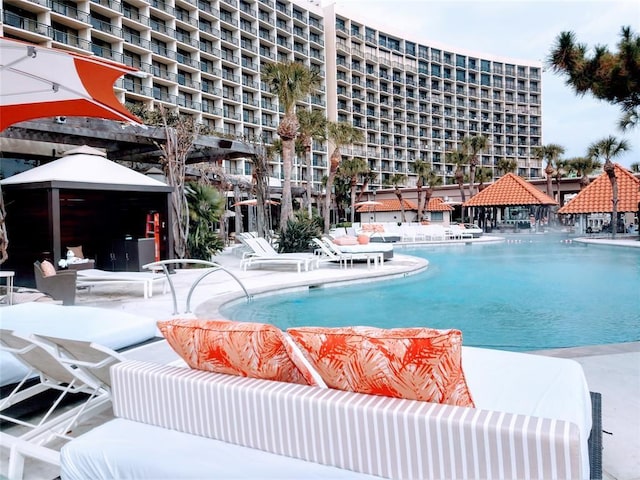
xmin=418 ymin=45 xmax=428 ymax=59
xmin=405 ymin=41 xmax=416 ymax=56
xmin=481 ymin=74 xmax=490 ymax=86
xmin=456 ymin=55 xmax=466 ymax=68
xmin=481 ymin=59 xmax=491 ymax=72
xmin=456 ymin=70 xmax=465 ymax=82
xmin=431 ymin=64 xmax=441 ymax=77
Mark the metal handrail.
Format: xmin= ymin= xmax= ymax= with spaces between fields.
xmin=143 ymin=259 xmax=250 ymax=315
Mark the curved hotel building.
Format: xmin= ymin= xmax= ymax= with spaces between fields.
xmin=1 ymin=0 xmax=543 ymax=191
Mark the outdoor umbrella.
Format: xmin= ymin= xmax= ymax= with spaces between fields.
xmin=232 ymin=199 xmax=280 ymax=207
xmin=0 ymin=37 xmax=143 ymax=131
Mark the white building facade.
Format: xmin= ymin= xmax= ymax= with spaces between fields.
xmin=1 ymin=0 xmax=543 ymax=192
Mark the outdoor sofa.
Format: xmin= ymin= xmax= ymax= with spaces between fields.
xmin=60 ymin=321 xmax=595 ymax=480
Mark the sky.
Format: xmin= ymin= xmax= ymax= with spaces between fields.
xmin=328 ymin=0 xmax=639 ymax=168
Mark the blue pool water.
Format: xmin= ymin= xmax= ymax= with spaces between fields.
xmin=221 ymin=237 xmax=640 ymax=351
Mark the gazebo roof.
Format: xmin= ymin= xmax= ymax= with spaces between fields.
xmin=356 ymin=198 xmax=417 ymax=212
xmin=1 ymin=145 xmax=171 ymax=191
xmin=463 ymin=172 xmax=558 ymax=207
xmin=427 ymin=197 xmax=454 ymax=212
xmin=558 ymin=164 xmax=640 ymax=214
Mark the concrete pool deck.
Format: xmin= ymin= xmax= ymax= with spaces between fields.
xmin=4 ymin=236 xmax=639 ymax=479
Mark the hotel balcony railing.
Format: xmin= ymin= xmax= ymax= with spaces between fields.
xmin=51 ymin=2 xmax=91 ymax=22
xmin=150 ymin=0 xmax=175 ymax=16
xmin=91 ymin=0 xmax=121 ymax=11
xmin=122 ymin=8 xmax=150 ymax=25
xmin=308 ymin=17 xmax=322 ymax=30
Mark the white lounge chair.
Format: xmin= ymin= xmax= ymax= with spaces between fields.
xmin=312 ymin=238 xmax=351 ymax=268
xmin=239 ymin=237 xmax=316 ymax=273
xmin=0 ymin=331 xmax=120 ymax=479
xmin=76 ymin=268 xmax=167 ymax=299
xmin=322 ymin=238 xmax=383 ymax=269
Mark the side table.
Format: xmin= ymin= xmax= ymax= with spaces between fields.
xmin=0 ymin=270 xmax=15 ymax=305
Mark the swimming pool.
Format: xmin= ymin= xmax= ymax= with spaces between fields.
xmin=221 ymin=237 xmax=640 ymax=352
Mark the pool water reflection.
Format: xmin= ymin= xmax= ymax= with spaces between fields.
xmin=221 ymin=238 xmax=640 ymax=351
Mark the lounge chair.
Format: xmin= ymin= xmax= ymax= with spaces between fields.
xmin=239 ymin=237 xmax=316 ymax=273
xmin=0 ymin=331 xmax=119 ymax=479
xmin=33 ymin=261 xmax=77 ymax=305
xmin=75 ymin=268 xmax=167 ymax=299
xmin=311 ymin=238 xmax=351 ymax=268
xmin=322 ymin=238 xmax=383 ymax=269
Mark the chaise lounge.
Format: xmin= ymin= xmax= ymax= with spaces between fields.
xmin=60 ymin=321 xmax=597 ymax=480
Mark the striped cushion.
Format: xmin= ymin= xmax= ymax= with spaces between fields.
xmin=158 ymin=319 xmax=320 ymax=385
xmin=111 ymin=361 xmax=583 ymax=480
xmin=288 ymin=326 xmax=474 ymax=407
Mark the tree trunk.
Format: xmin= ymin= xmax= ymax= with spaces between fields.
xmin=395 ymin=189 xmax=406 ymax=223
xmin=350 ymin=178 xmax=357 ymax=223
xmin=280 ymin=137 xmax=295 ymax=229
xmin=0 ymin=185 xmax=8 ymax=265
xmin=416 ymin=182 xmax=423 ymax=222
xmin=323 ymin=149 xmax=341 ymax=233
xmin=305 ymin=143 xmax=313 ymax=218
xmin=545 ymin=162 xmax=554 ymax=197
xmin=604 ymin=160 xmax=618 ymax=239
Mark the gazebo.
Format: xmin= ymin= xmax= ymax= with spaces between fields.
xmin=425 ymin=197 xmax=454 ymax=224
xmin=1 ymin=146 xmax=174 ymax=285
xmin=463 ymin=173 xmax=558 ymax=231
xmin=557 ymin=164 xmax=640 ymax=234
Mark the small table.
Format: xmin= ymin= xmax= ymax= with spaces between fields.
xmin=0 ymin=270 xmax=15 ymax=305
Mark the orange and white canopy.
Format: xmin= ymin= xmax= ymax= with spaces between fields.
xmin=0 ymin=37 xmax=142 ymax=131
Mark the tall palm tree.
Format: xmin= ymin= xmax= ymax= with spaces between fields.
xmin=588 ymin=136 xmax=630 ymax=238
xmin=324 ymin=122 xmax=364 ymax=232
xmin=356 ymin=170 xmax=378 ymax=202
xmin=553 ymin=159 xmax=571 ymax=206
xmin=297 ymin=109 xmax=327 ymax=216
xmin=412 ymin=159 xmax=432 ymax=222
xmin=388 ymin=173 xmax=408 ymax=223
xmin=566 ymin=156 xmax=601 ymax=190
xmin=338 ymin=157 xmax=369 ymax=223
xmin=533 ymin=144 xmax=565 ymax=198
xmin=448 ymin=149 xmax=468 ymax=220
xmin=475 ymin=166 xmax=493 ymax=192
xmin=496 ymin=157 xmax=518 ymax=176
xmin=630 ymin=162 xmax=640 ymax=173
xmin=422 ymin=170 xmax=442 ymax=215
xmin=461 ymin=134 xmax=488 ymax=196
xmin=262 ymin=61 xmax=321 ymax=229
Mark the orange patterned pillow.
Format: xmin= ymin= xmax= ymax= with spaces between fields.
xmin=287 ymin=326 xmax=474 ymax=407
xmin=158 ymin=319 xmax=321 ymax=385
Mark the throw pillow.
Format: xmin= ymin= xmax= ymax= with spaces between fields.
xmin=67 ymin=246 xmax=84 ymax=259
xmin=332 ymin=236 xmax=358 ymax=246
xmin=40 ymin=260 xmax=57 ymax=277
xmin=287 ymin=326 xmax=474 ymax=407
xmin=158 ymin=319 xmax=322 ymax=386
xmin=357 ymin=234 xmax=370 ymax=245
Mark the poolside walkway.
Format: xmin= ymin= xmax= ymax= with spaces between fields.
xmin=5 ymin=236 xmax=639 ymax=479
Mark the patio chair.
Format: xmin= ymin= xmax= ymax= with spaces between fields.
xmin=239 ymin=237 xmax=316 ymax=273
xmin=321 ymin=238 xmax=383 ymax=269
xmin=311 ymin=238 xmax=351 ymax=268
xmin=33 ymin=261 xmax=77 ymax=305
xmin=0 ymin=330 xmax=116 ymax=478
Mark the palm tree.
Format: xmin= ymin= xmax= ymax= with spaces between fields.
xmin=496 ymin=157 xmax=518 ymax=176
xmin=552 ymin=159 xmax=571 ymax=206
xmin=338 ymin=157 xmax=369 ymax=223
xmin=262 ymin=61 xmax=321 ymax=229
xmin=297 ymin=109 xmax=327 ymax=216
xmin=475 ymin=166 xmax=493 ymax=192
xmin=566 ymin=156 xmax=601 ymax=190
xmin=447 ymin=149 xmax=468 ymax=220
xmin=588 ymin=136 xmax=630 ymax=238
xmin=388 ymin=173 xmax=408 ymax=223
xmin=533 ymin=143 xmax=565 ymax=198
xmin=422 ymin=170 xmax=442 ymax=215
xmin=356 ymin=170 xmax=378 ymax=202
xmin=324 ymin=122 xmax=364 ymax=232
xmin=549 ymin=27 xmax=640 ymax=130
xmin=630 ymin=162 xmax=640 ymax=173
xmin=461 ymin=134 xmax=488 ymax=196
xmin=413 ymin=159 xmax=432 ymax=222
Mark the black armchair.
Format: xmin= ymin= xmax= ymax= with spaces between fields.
xmin=33 ymin=261 xmax=77 ymax=305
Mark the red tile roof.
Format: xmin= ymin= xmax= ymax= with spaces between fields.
xmin=558 ymin=164 xmax=640 ymax=214
xmin=463 ymin=173 xmax=558 ymax=207
xmin=427 ymin=197 xmax=454 ymax=211
xmin=356 ymin=198 xmax=417 ymax=212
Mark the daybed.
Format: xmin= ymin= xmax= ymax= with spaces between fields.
xmin=0 ymin=303 xmax=158 ymax=388
xmin=61 ymin=345 xmax=593 ymax=479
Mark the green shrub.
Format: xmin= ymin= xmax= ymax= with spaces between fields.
xmin=278 ymin=211 xmax=322 ymax=253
